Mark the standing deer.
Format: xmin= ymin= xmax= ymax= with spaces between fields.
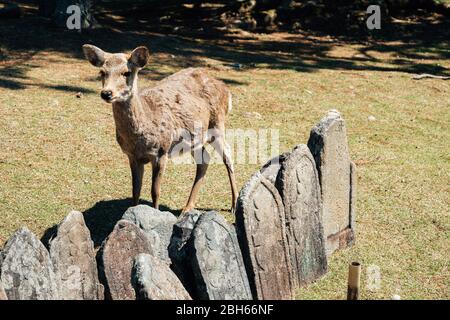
xmin=82 ymin=45 xmax=237 ymax=214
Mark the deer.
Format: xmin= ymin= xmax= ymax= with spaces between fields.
xmin=82 ymin=45 xmax=238 ymax=215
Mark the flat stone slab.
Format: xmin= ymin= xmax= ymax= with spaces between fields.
xmin=100 ymin=220 xmax=153 ymax=300
xmin=275 ymin=144 xmax=327 ymax=286
xmin=235 ymin=172 xmax=294 ymax=300
xmin=0 ymin=227 xmax=60 ymax=300
xmin=122 ymin=205 xmax=177 ymax=263
xmin=132 ymin=253 xmax=191 ymax=300
xmin=307 ymin=110 xmax=356 ymax=255
xmin=49 ymin=211 xmax=103 ymax=300
xmin=189 ymin=211 xmax=252 ymax=300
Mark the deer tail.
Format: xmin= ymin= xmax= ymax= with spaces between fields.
xmin=227 ymin=91 xmax=233 ymax=114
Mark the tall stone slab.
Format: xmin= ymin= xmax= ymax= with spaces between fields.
xmin=307 ymin=110 xmax=356 ymax=255
xmin=100 ymin=220 xmax=153 ymax=300
xmin=235 ymin=172 xmax=294 ymax=300
xmin=189 ymin=211 xmax=252 ymax=300
xmin=271 ymin=145 xmax=327 ymax=286
xmin=132 ymin=253 xmax=191 ymax=300
xmin=0 ymin=227 xmax=60 ymax=300
xmin=49 ymin=211 xmax=103 ymax=300
xmin=122 ymin=205 xmax=177 ymax=263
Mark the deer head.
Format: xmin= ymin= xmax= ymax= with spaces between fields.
xmin=82 ymin=45 xmax=150 ymax=103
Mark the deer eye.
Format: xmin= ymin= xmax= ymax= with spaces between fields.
xmin=123 ymin=71 xmax=131 ymax=77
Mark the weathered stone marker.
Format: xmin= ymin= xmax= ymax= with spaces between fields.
xmin=168 ymin=210 xmax=202 ymax=298
xmin=122 ymin=205 xmax=177 ymax=263
xmin=49 ymin=211 xmax=103 ymax=300
xmin=189 ymin=211 xmax=252 ymax=300
xmin=235 ymin=172 xmax=294 ymax=300
xmin=0 ymin=227 xmax=60 ymax=300
xmin=307 ymin=110 xmax=356 ymax=255
xmin=271 ymin=145 xmax=327 ymax=286
xmin=100 ymin=220 xmax=153 ymax=300
xmin=132 ymin=253 xmax=191 ymax=300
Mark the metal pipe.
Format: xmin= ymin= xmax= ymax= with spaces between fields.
xmin=347 ymin=261 xmax=361 ymax=300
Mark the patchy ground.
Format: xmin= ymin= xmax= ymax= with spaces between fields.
xmin=0 ymin=4 xmax=449 ymax=300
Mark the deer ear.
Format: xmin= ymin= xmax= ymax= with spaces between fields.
xmin=129 ymin=46 xmax=150 ymax=68
xmin=82 ymin=44 xmax=107 ymax=67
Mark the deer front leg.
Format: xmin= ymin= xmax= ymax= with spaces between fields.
xmin=129 ymin=157 xmax=144 ymax=206
xmin=151 ymin=153 xmax=168 ymax=210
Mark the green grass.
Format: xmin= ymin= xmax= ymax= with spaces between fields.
xmin=0 ymin=13 xmax=449 ymax=300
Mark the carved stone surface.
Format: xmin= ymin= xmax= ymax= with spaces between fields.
xmin=189 ymin=211 xmax=252 ymax=300
xmin=168 ymin=210 xmax=202 ymax=298
xmin=0 ymin=227 xmax=60 ymax=300
xmin=0 ymin=282 xmax=7 ymax=300
xmin=100 ymin=220 xmax=153 ymax=300
xmin=275 ymin=145 xmax=327 ymax=286
xmin=132 ymin=253 xmax=191 ymax=300
xmin=235 ymin=172 xmax=293 ymax=300
xmin=49 ymin=211 xmax=103 ymax=300
xmin=122 ymin=205 xmax=177 ymax=263
xmin=307 ymin=110 xmax=356 ymax=255
xmin=260 ymin=155 xmax=281 ymax=184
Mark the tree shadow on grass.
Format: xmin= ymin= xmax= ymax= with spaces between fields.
xmin=41 ymin=84 xmax=96 ymax=94
xmin=2 ymin=1 xmax=450 ymax=94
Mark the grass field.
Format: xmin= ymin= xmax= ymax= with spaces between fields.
xmin=0 ymin=5 xmax=449 ymax=300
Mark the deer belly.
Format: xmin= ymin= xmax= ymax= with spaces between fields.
xmin=116 ymin=133 xmax=159 ymax=162
xmin=167 ymin=131 xmax=207 ymax=159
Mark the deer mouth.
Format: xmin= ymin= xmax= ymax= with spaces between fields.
xmin=102 ymin=96 xmax=119 ymax=103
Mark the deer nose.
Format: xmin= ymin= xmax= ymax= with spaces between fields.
xmin=101 ymin=90 xmax=113 ymax=101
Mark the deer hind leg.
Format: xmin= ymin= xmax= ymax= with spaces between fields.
xmin=151 ymin=153 xmax=168 ymax=210
xmin=211 ymin=133 xmax=238 ymax=214
xmin=129 ymin=157 xmax=144 ymax=206
xmin=182 ymin=147 xmax=210 ymax=214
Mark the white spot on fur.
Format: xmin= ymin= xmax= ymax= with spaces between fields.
xmin=228 ymin=92 xmax=232 ymax=113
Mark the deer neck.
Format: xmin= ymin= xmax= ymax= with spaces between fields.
xmin=112 ymin=84 xmax=145 ymax=137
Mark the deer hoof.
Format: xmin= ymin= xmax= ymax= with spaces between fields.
xmin=181 ymin=205 xmax=194 ymax=214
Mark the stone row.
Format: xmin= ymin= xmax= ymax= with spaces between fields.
xmin=234 ymin=109 xmax=356 ymax=299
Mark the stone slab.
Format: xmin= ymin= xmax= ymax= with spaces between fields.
xmin=49 ymin=211 xmax=103 ymax=300
xmin=132 ymin=253 xmax=191 ymax=300
xmin=122 ymin=205 xmax=177 ymax=263
xmin=189 ymin=211 xmax=252 ymax=300
xmin=307 ymin=110 xmax=356 ymax=255
xmin=275 ymin=144 xmax=327 ymax=286
xmin=0 ymin=227 xmax=60 ymax=300
xmin=100 ymin=220 xmax=153 ymax=300
xmin=235 ymin=172 xmax=294 ymax=300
